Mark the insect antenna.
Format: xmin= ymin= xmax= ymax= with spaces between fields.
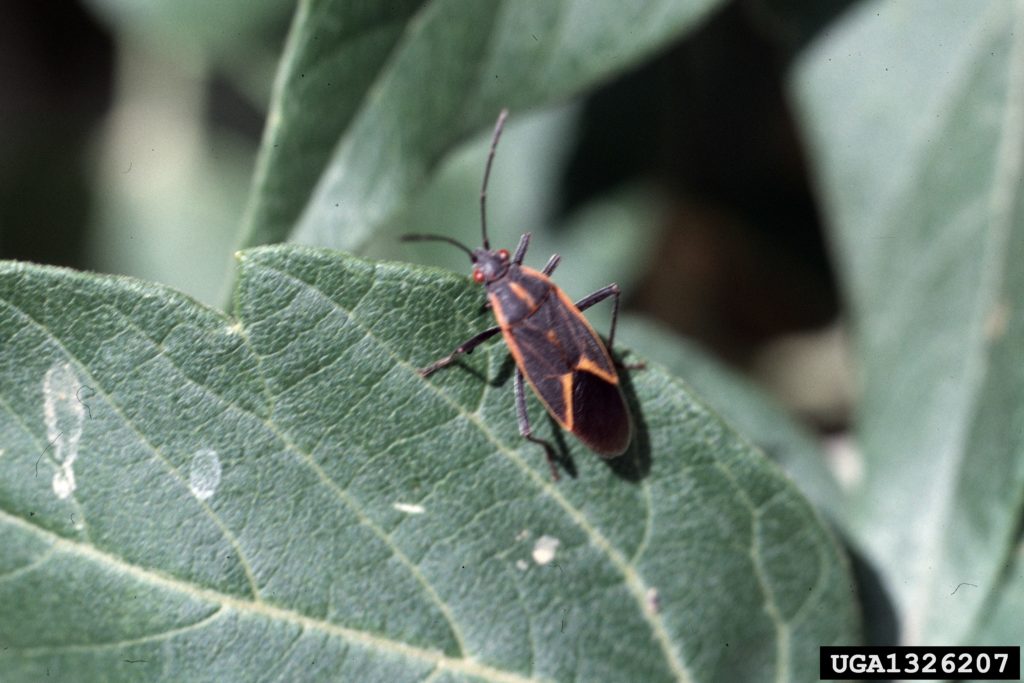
xmin=480 ymin=109 xmax=509 ymax=250
xmin=401 ymin=233 xmax=476 ymax=260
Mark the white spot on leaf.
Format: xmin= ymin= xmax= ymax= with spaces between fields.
xmin=189 ymin=449 xmax=221 ymax=501
xmin=42 ymin=363 xmax=85 ymax=499
xmin=514 ymin=528 xmax=531 ymax=542
xmin=52 ymin=470 xmax=75 ymax=499
xmin=392 ymin=502 xmax=425 ymax=515
xmin=532 ymin=535 xmax=560 ymax=565
xmin=515 ymin=559 xmax=529 ymax=571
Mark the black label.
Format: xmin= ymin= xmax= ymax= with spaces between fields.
xmin=820 ymin=646 xmax=1020 ymax=680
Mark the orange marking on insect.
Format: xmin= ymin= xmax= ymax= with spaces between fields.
xmin=489 ymin=292 xmax=510 ymax=329
xmin=508 ymin=281 xmax=536 ymax=309
xmin=560 ymin=373 xmax=574 ymax=431
xmin=575 ymin=355 xmax=618 ymax=385
xmin=518 ymin=266 xmax=552 ymax=282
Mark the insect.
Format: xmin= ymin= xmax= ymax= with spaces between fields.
xmin=403 ymin=109 xmax=633 ymax=480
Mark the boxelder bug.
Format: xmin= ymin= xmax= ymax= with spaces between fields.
xmin=403 ymin=109 xmax=633 ymax=480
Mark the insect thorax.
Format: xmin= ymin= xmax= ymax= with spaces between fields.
xmin=488 ymin=267 xmax=552 ymax=325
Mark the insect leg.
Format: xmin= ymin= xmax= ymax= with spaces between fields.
xmin=574 ymin=283 xmax=621 ymax=348
xmin=420 ymin=326 xmax=502 ymax=377
xmin=542 ymin=253 xmax=561 ymax=275
xmin=514 ymin=367 xmax=561 ymax=481
xmin=512 ymin=232 xmax=531 ymax=264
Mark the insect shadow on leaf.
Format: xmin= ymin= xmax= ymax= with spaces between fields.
xmin=547 ymin=417 xmax=578 ymax=478
xmin=490 ymin=351 xmax=517 ymax=388
xmin=602 ymin=351 xmax=651 ymax=482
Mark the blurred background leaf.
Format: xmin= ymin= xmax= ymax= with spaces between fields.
xmin=792 ymin=0 xmax=1024 ymax=646
xmin=240 ymin=0 xmax=726 ymax=253
xmin=83 ymin=0 xmax=290 ymax=60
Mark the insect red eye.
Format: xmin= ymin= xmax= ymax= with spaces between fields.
xmin=497 ymin=248 xmax=509 ymax=260
xmin=472 ymin=268 xmax=485 ymax=284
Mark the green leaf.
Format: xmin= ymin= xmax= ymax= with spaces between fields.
xmin=0 ymin=248 xmax=857 ymax=681
xmin=791 ymin=0 xmax=1024 ymax=645
xmin=238 ymin=0 xmax=724 ymax=251
xmin=84 ymin=0 xmax=291 ymax=59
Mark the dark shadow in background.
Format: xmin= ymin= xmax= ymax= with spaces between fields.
xmin=843 ymin=535 xmax=900 ymax=682
xmin=0 ymin=0 xmax=272 ymax=271
xmin=0 ymin=0 xmax=113 ymax=267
